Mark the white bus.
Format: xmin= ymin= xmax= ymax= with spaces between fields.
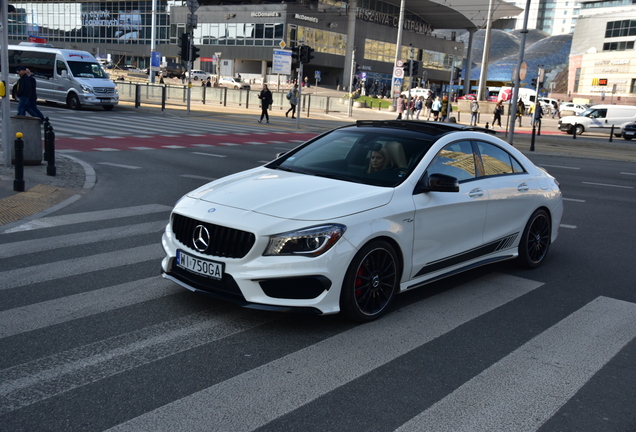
xmin=7 ymin=42 xmax=119 ymax=111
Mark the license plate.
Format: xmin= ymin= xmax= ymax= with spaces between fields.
xmin=176 ymin=250 xmax=223 ymax=280
xmin=624 ymin=131 xmax=635 ymax=137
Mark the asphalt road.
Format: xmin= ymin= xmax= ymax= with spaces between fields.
xmin=0 ymin=107 xmax=635 ymax=431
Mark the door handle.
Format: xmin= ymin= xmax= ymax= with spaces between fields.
xmin=469 ymin=188 xmax=484 ymax=198
xmin=518 ymin=183 xmax=529 ymax=192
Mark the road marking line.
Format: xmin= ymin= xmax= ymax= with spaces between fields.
xmin=180 ymin=174 xmax=216 ymax=181
xmin=95 ymin=148 xmax=120 ymax=152
xmin=97 ymin=162 xmax=141 ymax=169
xmin=130 ymin=147 xmax=154 ymax=150
xmin=582 ymin=181 xmax=633 ymax=189
xmin=191 ymin=152 xmax=227 ymax=158
xmin=563 ymin=198 xmax=585 ymax=202
xmin=539 ymin=164 xmax=580 ymax=170
xmin=396 ymin=297 xmax=636 ymax=432
xmin=560 ymin=224 xmax=577 ymax=229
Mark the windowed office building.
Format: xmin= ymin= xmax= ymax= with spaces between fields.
xmin=6 ymin=0 xmax=519 ymax=94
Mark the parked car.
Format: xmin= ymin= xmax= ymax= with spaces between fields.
xmin=219 ymin=76 xmax=251 ymax=90
xmin=559 ymin=102 xmax=587 ymax=116
xmin=401 ymin=87 xmax=432 ymax=99
xmin=621 ymin=122 xmax=636 ymax=140
xmin=161 ymin=121 xmax=563 ymax=322
xmin=186 ymin=70 xmax=211 ymax=81
xmin=558 ymin=104 xmax=636 ymax=136
xmin=161 ymin=62 xmax=186 ymax=78
xmin=457 ymin=94 xmax=477 ymax=100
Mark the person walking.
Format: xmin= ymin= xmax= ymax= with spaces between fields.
xmin=552 ymin=99 xmax=561 ymax=119
xmin=414 ymin=96 xmax=424 ymax=120
xmin=15 ymin=66 xmax=44 ymax=121
xmin=425 ymin=92 xmax=434 ymax=120
xmin=516 ymin=99 xmax=525 ymax=127
xmin=26 ymin=68 xmax=45 ymax=122
xmin=440 ymin=95 xmax=450 ymax=122
xmin=257 ymin=84 xmax=273 ymax=124
xmin=533 ymin=100 xmax=543 ymax=128
xmin=431 ymin=96 xmax=442 ymax=121
xmin=492 ymin=101 xmax=504 ymax=128
xmin=396 ymin=94 xmax=407 ymax=120
xmin=285 ymin=84 xmax=299 ymax=119
xmin=469 ymin=99 xmax=479 ymax=126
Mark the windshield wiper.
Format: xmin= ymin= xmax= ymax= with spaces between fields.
xmin=275 ymin=166 xmax=314 ymax=175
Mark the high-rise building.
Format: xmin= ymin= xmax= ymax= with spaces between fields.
xmin=507 ymin=0 xmax=580 ymax=35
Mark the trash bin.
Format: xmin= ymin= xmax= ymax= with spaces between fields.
xmin=10 ymin=115 xmax=42 ymax=165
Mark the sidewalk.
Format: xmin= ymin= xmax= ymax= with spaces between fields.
xmin=1 ymin=99 xmax=635 ymax=229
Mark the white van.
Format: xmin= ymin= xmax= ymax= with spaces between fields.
xmin=8 ymin=43 xmax=119 ymax=110
xmin=558 ymin=105 xmax=636 ymax=136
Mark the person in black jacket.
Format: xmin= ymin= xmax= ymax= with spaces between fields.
xmin=257 ymin=84 xmax=273 ymax=124
xmin=15 ymin=66 xmax=45 ymax=121
xmin=26 ymin=69 xmax=45 ymax=121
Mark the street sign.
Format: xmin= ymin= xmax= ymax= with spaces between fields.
xmin=394 ymin=67 xmax=404 ymax=78
xmin=315 ymin=70 xmax=321 ymax=81
xmin=393 ymin=77 xmax=403 ymax=87
xmin=272 ymin=49 xmax=292 ymax=75
xmin=519 ymin=61 xmax=527 ymax=80
xmin=396 ymin=59 xmax=404 ymax=67
xmin=187 ymin=0 xmax=199 ymax=13
xmin=279 ymin=41 xmax=286 ymax=48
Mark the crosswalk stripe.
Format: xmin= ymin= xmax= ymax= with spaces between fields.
xmin=2 ymin=204 xmax=172 ymax=233
xmin=0 ymin=308 xmax=277 ymax=415
xmin=395 ymin=296 xmax=636 ymax=432
xmin=106 ymin=273 xmax=543 ymax=432
xmin=0 ymin=220 xmax=166 ymax=258
xmin=0 ymin=244 xmax=164 ymax=290
xmin=0 ymin=277 xmax=177 ymax=338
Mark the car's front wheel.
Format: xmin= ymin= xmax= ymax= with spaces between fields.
xmin=67 ymin=93 xmax=81 ymax=110
xmin=574 ymin=124 xmax=584 ymax=135
xmin=340 ymin=240 xmax=399 ymax=322
xmin=518 ymin=209 xmax=551 ymax=269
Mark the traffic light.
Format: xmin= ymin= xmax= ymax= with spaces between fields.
xmin=190 ymin=45 xmax=200 ymax=62
xmin=452 ymin=67 xmax=461 ymax=81
xmin=403 ymin=60 xmax=411 ymax=75
xmin=291 ymin=45 xmax=300 ymax=65
xmin=179 ymin=33 xmax=190 ymax=62
xmin=411 ymin=61 xmax=419 ymax=76
xmin=531 ymin=78 xmax=537 ymax=87
xmin=300 ymin=45 xmax=315 ymax=64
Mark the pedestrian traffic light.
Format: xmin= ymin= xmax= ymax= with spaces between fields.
xmin=452 ymin=67 xmax=461 ymax=81
xmin=531 ymin=78 xmax=537 ymax=87
xmin=411 ymin=61 xmax=419 ymax=76
xmin=179 ymin=33 xmax=190 ymax=62
xmin=191 ymin=44 xmax=200 ymax=62
xmin=291 ymin=45 xmax=300 ymax=65
xmin=300 ymin=45 xmax=314 ymax=64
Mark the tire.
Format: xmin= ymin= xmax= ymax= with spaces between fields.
xmin=67 ymin=93 xmax=81 ymax=110
xmin=574 ymin=124 xmax=584 ymax=136
xmin=340 ymin=240 xmax=400 ymax=322
xmin=518 ymin=209 xmax=551 ymax=269
xmin=103 ymin=105 xmax=114 ymax=111
xmin=193 ymin=76 xmax=199 ymax=81
xmin=624 ymin=136 xmax=632 ymax=141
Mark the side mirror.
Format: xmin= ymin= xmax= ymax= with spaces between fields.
xmin=61 ymin=70 xmax=68 ymax=78
xmin=416 ymin=173 xmax=460 ymax=194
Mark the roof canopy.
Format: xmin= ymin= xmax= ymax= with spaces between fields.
xmin=377 ymin=0 xmax=523 ymax=30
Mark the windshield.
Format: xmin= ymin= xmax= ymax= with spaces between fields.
xmin=68 ymin=61 xmax=108 ymax=79
xmin=269 ymin=128 xmax=434 ymax=187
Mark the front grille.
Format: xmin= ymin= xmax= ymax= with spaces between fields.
xmin=94 ymin=87 xmax=115 ymax=95
xmin=172 ymin=213 xmax=256 ymax=259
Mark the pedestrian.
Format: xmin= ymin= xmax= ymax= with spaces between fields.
xmin=552 ymin=99 xmax=561 ymax=118
xmin=180 ymin=71 xmax=186 ymax=84
xmin=425 ymin=92 xmax=433 ymax=120
xmin=533 ymin=100 xmax=543 ymax=128
xmin=206 ymin=77 xmax=211 ymax=87
xmin=286 ymin=84 xmax=299 ymax=119
xmin=395 ymin=94 xmax=407 ymax=120
xmin=431 ymin=96 xmax=442 ymax=121
xmin=304 ymin=76 xmax=309 ymax=88
xmin=440 ymin=95 xmax=450 ymax=122
xmin=415 ymin=96 xmax=424 ymax=120
xmin=25 ymin=68 xmax=45 ymax=122
xmin=257 ymin=84 xmax=273 ymax=124
xmin=492 ymin=101 xmax=504 ymax=128
xmin=469 ymin=99 xmax=479 ymax=126
xmin=517 ymin=99 xmax=525 ymax=126
xmin=159 ymin=75 xmax=165 ymax=84
xmin=15 ymin=66 xmax=44 ymax=121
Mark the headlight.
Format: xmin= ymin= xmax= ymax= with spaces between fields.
xmin=80 ymin=84 xmax=93 ymax=93
xmin=264 ymin=224 xmax=346 ymax=257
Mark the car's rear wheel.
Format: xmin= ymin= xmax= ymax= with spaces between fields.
xmin=624 ymin=136 xmax=633 ymax=141
xmin=340 ymin=240 xmax=399 ymax=322
xmin=518 ymin=209 xmax=551 ymax=269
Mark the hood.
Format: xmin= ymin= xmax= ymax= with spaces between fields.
xmin=75 ymin=77 xmax=117 ymax=88
xmin=187 ymin=167 xmax=393 ymax=221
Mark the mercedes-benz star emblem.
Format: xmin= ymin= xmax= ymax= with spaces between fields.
xmin=192 ymin=225 xmax=211 ymax=252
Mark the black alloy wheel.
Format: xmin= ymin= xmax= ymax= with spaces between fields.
xmin=67 ymin=93 xmax=81 ymax=110
xmin=518 ymin=209 xmax=551 ymax=269
xmin=341 ymin=240 xmax=400 ymax=322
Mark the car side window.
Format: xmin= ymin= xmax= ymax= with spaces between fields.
xmin=426 ymin=141 xmax=476 ymax=182
xmin=476 ymin=141 xmax=525 ymax=176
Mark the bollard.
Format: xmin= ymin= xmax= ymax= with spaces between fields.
xmin=537 ymin=119 xmax=541 ymax=136
xmin=135 ymin=84 xmax=141 ymax=108
xmin=161 ymin=85 xmax=167 ymax=111
xmin=44 ymin=118 xmax=56 ymax=176
xmin=485 ymin=122 xmax=489 ymax=129
xmin=530 ymin=122 xmax=536 ymax=152
xmin=573 ymin=123 xmax=577 ymax=140
xmin=14 ymin=133 xmax=25 ymax=192
xmin=609 ymin=124 xmax=614 ymax=142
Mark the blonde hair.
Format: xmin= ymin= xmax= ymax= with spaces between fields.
xmin=368 ymin=147 xmax=391 ymax=173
